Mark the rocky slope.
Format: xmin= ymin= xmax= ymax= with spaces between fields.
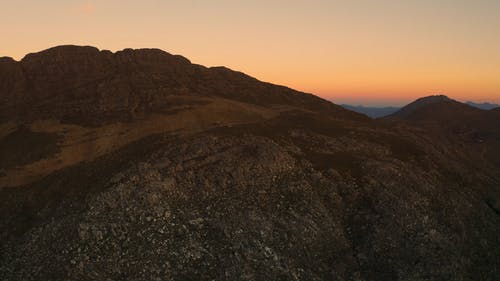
xmin=0 ymin=46 xmax=499 ymax=281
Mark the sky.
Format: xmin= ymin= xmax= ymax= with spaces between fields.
xmin=1 ymin=0 xmax=499 ymax=106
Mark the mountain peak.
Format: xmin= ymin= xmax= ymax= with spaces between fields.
xmin=389 ymin=95 xmax=468 ymax=120
xmin=19 ymin=45 xmax=192 ymax=66
xmin=413 ymin=94 xmax=452 ymax=103
xmin=0 ymin=56 xmax=16 ymax=63
xmin=21 ymin=45 xmax=102 ymax=61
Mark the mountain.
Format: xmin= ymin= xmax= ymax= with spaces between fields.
xmin=465 ymin=101 xmax=499 ymax=110
xmin=0 ymin=45 xmax=365 ymax=187
xmin=341 ymin=104 xmax=400 ymax=118
xmin=341 ymin=98 xmax=500 ymax=118
xmin=388 ymin=95 xmax=500 ymax=167
xmin=388 ymin=95 xmax=466 ymax=119
xmin=0 ymin=45 xmax=364 ymax=126
xmin=388 ymin=95 xmax=496 ymax=126
xmin=1 ymin=46 xmax=499 ymax=281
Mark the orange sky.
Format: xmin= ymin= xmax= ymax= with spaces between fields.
xmin=1 ymin=0 xmax=499 ymax=106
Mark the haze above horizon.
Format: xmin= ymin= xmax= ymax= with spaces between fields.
xmin=2 ymin=0 xmax=499 ymax=106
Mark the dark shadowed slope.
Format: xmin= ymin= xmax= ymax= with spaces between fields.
xmin=388 ymin=95 xmax=479 ymax=120
xmin=387 ymin=95 xmax=500 ymax=167
xmin=387 ymin=95 xmax=499 ymax=138
xmin=0 ymin=46 xmax=499 ymax=281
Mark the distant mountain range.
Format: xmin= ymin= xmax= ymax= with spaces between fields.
xmin=340 ymin=104 xmax=400 ymax=118
xmin=342 ymin=98 xmax=499 ymax=118
xmin=465 ymin=101 xmax=500 ymax=110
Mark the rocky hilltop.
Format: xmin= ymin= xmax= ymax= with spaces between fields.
xmin=0 ymin=46 xmax=499 ymax=281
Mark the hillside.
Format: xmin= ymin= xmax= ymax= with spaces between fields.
xmin=0 ymin=45 xmax=366 ymax=187
xmin=387 ymin=95 xmax=500 ymax=167
xmin=389 ymin=95 xmax=480 ymax=120
xmin=0 ymin=46 xmax=499 ymax=281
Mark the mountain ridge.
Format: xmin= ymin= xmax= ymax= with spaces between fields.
xmin=341 ymin=98 xmax=500 ymax=119
xmin=1 ymin=45 xmax=366 ymax=125
xmin=0 ymin=46 xmax=499 ymax=281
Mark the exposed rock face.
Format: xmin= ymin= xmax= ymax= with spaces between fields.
xmin=1 ymin=45 xmax=363 ymax=125
xmin=0 ymin=46 xmax=499 ymax=280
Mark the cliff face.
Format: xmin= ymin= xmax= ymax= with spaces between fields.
xmin=0 ymin=46 xmax=498 ymax=281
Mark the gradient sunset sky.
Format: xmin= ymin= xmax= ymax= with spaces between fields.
xmin=2 ymin=0 xmax=499 ymax=106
